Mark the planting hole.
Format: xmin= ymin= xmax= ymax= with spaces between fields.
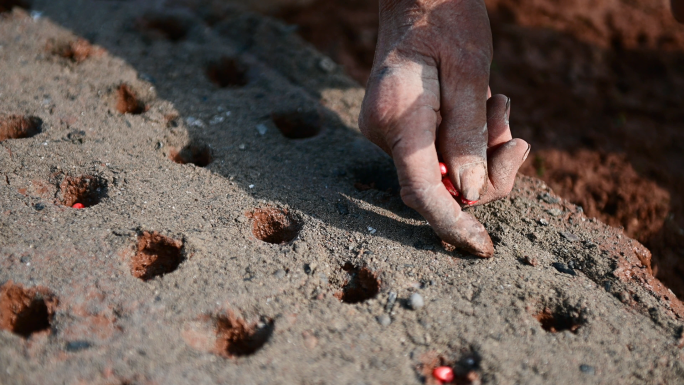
xmin=116 ymin=84 xmax=145 ymax=115
xmin=214 ymin=311 xmax=274 ymax=358
xmin=59 ymin=175 xmax=106 ymax=208
xmin=206 ymin=57 xmax=247 ymax=88
xmin=0 ymin=281 xmax=57 ymax=338
xmin=0 ymin=0 xmax=29 ymax=13
xmin=169 ymin=144 xmax=213 ymax=167
xmin=271 ymin=110 xmax=321 ymax=139
xmin=534 ymin=307 xmax=582 ymax=333
xmin=138 ymin=14 xmax=189 ymax=42
xmin=248 ymin=208 xmax=301 ymax=244
xmin=334 ymin=263 xmax=380 ymax=304
xmin=0 ymin=114 xmax=41 ymax=142
xmin=47 ymin=38 xmax=100 ymax=63
xmin=130 ymin=231 xmax=183 ymax=281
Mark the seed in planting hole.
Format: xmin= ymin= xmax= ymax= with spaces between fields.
xmin=433 ymin=366 xmax=454 ymax=383
xmin=206 ymin=57 xmax=247 ymax=88
xmin=0 ymin=281 xmax=58 ymax=338
xmin=169 ymin=144 xmax=213 ymax=167
xmin=130 ymin=231 xmax=183 ymax=281
xmin=213 ymin=311 xmax=274 ymax=358
xmin=248 ymin=208 xmax=301 ymax=244
xmin=271 ymin=110 xmax=321 ymax=139
xmin=534 ymin=307 xmax=582 ymax=333
xmin=138 ymin=14 xmax=189 ymax=42
xmin=334 ymin=263 xmax=380 ymax=304
xmin=59 ymin=175 xmax=106 ymax=208
xmin=72 ymin=203 xmax=84 ymax=209
xmin=116 ymin=84 xmax=145 ymax=115
xmin=0 ymin=114 xmax=42 ymax=142
xmin=0 ymin=0 xmax=29 ymax=13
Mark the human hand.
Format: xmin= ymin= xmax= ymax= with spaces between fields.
xmin=359 ymin=0 xmax=529 ymax=257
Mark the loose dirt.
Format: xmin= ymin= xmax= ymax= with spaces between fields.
xmin=1 ymin=2 xmax=684 ymax=384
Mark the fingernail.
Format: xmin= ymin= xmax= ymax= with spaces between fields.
xmin=522 ymin=143 xmax=531 ymax=162
xmin=505 ymin=97 xmax=511 ymax=125
xmin=458 ymin=162 xmax=487 ymax=202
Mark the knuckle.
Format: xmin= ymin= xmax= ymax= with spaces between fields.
xmin=399 ymin=181 xmax=435 ymax=211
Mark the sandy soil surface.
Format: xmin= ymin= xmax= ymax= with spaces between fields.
xmin=1 ymin=1 xmax=684 ymax=384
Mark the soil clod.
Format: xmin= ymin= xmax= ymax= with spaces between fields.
xmin=334 ymin=263 xmax=380 ymax=304
xmin=271 ymin=110 xmax=321 ymax=139
xmin=59 ymin=175 xmax=106 ymax=208
xmin=169 ymin=144 xmax=213 ymax=167
xmin=0 ymin=281 xmax=57 ymax=338
xmin=213 ymin=311 xmax=274 ymax=358
xmin=115 ymin=84 xmax=145 ymax=115
xmin=248 ymin=208 xmax=301 ymax=244
xmin=0 ymin=114 xmax=41 ymax=141
xmin=534 ymin=307 xmax=582 ymax=333
xmin=47 ymin=38 xmax=101 ymax=63
xmin=206 ymin=57 xmax=247 ymax=88
xmin=130 ymin=231 xmax=184 ymax=281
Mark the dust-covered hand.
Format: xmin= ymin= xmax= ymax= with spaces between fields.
xmin=359 ymin=0 xmax=530 ymax=257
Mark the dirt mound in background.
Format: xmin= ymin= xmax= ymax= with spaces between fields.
xmin=274 ymin=0 xmax=684 ymax=299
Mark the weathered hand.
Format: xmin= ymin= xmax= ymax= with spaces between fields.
xmin=359 ymin=0 xmax=529 ymax=257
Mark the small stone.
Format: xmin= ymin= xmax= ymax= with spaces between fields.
xmin=34 ymin=203 xmax=45 ymax=211
xmin=274 ymin=269 xmax=286 ymax=279
xmin=409 ymin=293 xmax=424 ymax=310
xmin=552 ymin=262 xmax=576 ymax=276
xmin=302 ymin=331 xmax=318 ymax=349
xmin=385 ymin=291 xmax=397 ymax=312
xmin=318 ymin=57 xmax=336 ymax=73
xmin=560 ymin=231 xmax=580 ymax=242
xmin=538 ymin=218 xmax=549 ymax=226
xmin=547 ymin=208 xmax=563 ymax=216
xmin=65 ymin=340 xmax=92 ymax=352
xmin=367 ymin=226 xmax=377 ymax=234
xmin=579 ymin=364 xmax=595 ymax=375
xmin=256 ymin=123 xmax=268 ymax=135
xmin=522 ymin=255 xmax=538 ymax=266
xmin=539 ymin=192 xmax=560 ymax=204
xmin=376 ymin=314 xmax=391 ymax=327
xmin=238 ymin=144 xmax=246 ymax=150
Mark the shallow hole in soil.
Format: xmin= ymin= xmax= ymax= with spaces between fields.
xmin=206 ymin=57 xmax=248 ymax=88
xmin=59 ymin=175 xmax=106 ymax=208
xmin=214 ymin=312 xmax=274 ymax=358
xmin=0 ymin=0 xmax=29 ymax=13
xmin=534 ymin=307 xmax=582 ymax=333
xmin=248 ymin=208 xmax=301 ymax=244
xmin=130 ymin=231 xmax=184 ymax=281
xmin=47 ymin=38 xmax=100 ymax=63
xmin=169 ymin=144 xmax=213 ymax=167
xmin=137 ymin=14 xmax=189 ymax=42
xmin=271 ymin=110 xmax=321 ymax=139
xmin=0 ymin=114 xmax=42 ymax=142
xmin=116 ymin=84 xmax=146 ymax=115
xmin=334 ymin=262 xmax=380 ymax=304
xmin=0 ymin=281 xmax=57 ymax=338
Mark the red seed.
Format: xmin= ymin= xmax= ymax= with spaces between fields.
xmin=72 ymin=203 xmax=85 ymax=209
xmin=439 ymin=163 xmax=479 ymax=206
xmin=439 ymin=162 xmax=448 ymax=176
xmin=433 ymin=366 xmax=454 ymax=383
xmin=442 ymin=177 xmax=459 ymax=196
